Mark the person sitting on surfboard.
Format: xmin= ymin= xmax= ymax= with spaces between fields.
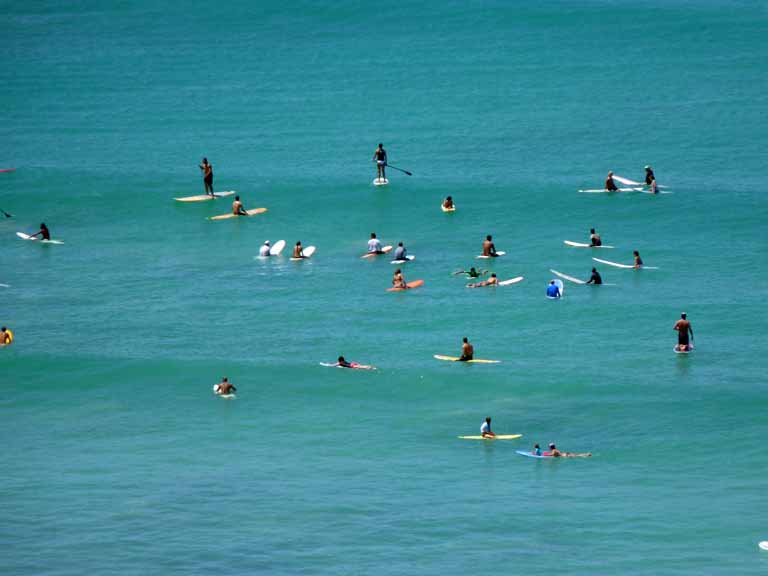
xmin=293 ymin=241 xmax=305 ymax=259
xmin=199 ymin=157 xmax=214 ymax=196
xmin=367 ymin=233 xmax=384 ymax=254
xmin=482 ymin=235 xmax=498 ymax=257
xmin=442 ymin=196 xmax=454 ymax=209
xmin=589 ymin=228 xmax=602 ymax=247
xmin=533 ymin=444 xmax=542 ymax=456
xmin=459 ymin=337 xmax=474 ymax=361
xmin=372 ymin=143 xmax=387 ymax=181
xmin=393 ymin=242 xmax=407 ymax=261
xmin=29 ymin=222 xmax=50 ymax=241
xmin=586 ymin=268 xmax=602 ymax=285
xmin=1 ymin=326 xmax=13 ymax=346
xmin=259 ymin=241 xmax=271 ymax=257
xmin=392 ymin=268 xmax=406 ymax=289
xmin=480 ymin=417 xmax=496 ymax=438
xmin=673 ymin=313 xmax=694 ymax=352
xmin=633 ymin=250 xmax=644 ymax=268
xmin=467 ymin=273 xmax=498 ymax=288
xmin=549 ymin=443 xmax=592 ymax=458
xmin=215 ymin=377 xmax=236 ymax=395
xmin=231 ymin=196 xmax=248 ymax=216
xmin=605 ymin=171 xmax=618 ymax=192
xmin=644 ymin=165 xmax=655 ymax=185
xmin=546 ymin=280 xmax=561 ymax=298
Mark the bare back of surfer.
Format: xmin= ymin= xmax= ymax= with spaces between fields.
xmin=673 ymin=312 xmax=694 ymax=352
xmin=482 ymin=235 xmax=497 ymax=257
xmin=644 ymin=165 xmax=655 ymax=185
xmin=443 ymin=196 xmax=454 ymax=209
xmin=468 ymin=273 xmax=498 ymax=288
xmin=232 ymin=196 xmax=247 ymax=216
xmin=605 ymin=171 xmax=618 ymax=192
xmin=215 ymin=377 xmax=236 ymax=395
xmin=293 ymin=241 xmax=305 ymax=259
xmin=199 ymin=158 xmax=214 ymax=196
xmin=459 ymin=337 xmax=474 ymax=361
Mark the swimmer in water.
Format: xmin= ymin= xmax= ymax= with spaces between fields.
xmin=480 ymin=417 xmax=496 ymax=438
xmin=215 ymin=377 xmax=237 ymax=395
xmin=29 ymin=222 xmax=51 ymax=241
xmin=199 ymin=157 xmax=214 ymax=196
xmin=482 ymin=235 xmax=498 ymax=257
xmin=232 ymin=196 xmax=248 ymax=216
xmin=633 ymin=250 xmax=643 ymax=268
xmin=673 ymin=312 xmax=694 ymax=352
xmin=458 ymin=337 xmax=474 ymax=361
xmin=372 ymin=143 xmax=387 ymax=181
xmin=605 ymin=171 xmax=618 ymax=192
xmin=589 ymin=228 xmax=602 ymax=247
xmin=548 ymin=443 xmax=592 ymax=458
xmin=586 ymin=267 xmax=602 ymax=285
xmin=467 ymin=273 xmax=498 ymax=288
xmin=1 ymin=326 xmax=13 ymax=346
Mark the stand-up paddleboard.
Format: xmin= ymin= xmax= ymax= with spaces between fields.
xmin=212 ymin=384 xmax=236 ymax=399
xmin=16 ymin=232 xmax=64 ymax=245
xmin=546 ymin=278 xmax=564 ymax=299
xmin=563 ymin=240 xmax=614 ymax=249
xmin=476 ymin=251 xmax=506 ymax=259
xmin=550 ymin=269 xmax=585 ymax=285
xmin=387 ymin=279 xmax=424 ymax=292
xmin=209 ymin=208 xmax=267 ymax=220
xmin=269 ymin=240 xmax=286 ymax=256
xmin=174 ymin=191 xmax=236 ymax=202
xmin=759 ymin=541 xmax=768 ymax=551
xmin=578 ymin=187 xmax=642 ymax=193
xmin=433 ymin=354 xmax=500 ymax=364
xmin=319 ymin=362 xmax=376 ymax=370
xmin=459 ymin=434 xmax=522 ymax=441
xmin=516 ymin=450 xmax=552 ymax=459
xmin=674 ymin=343 xmax=694 ymax=354
xmin=390 ymin=255 xmax=415 ymax=264
xmin=498 ymin=276 xmax=524 ymax=286
xmin=290 ymin=246 xmax=316 ymax=260
xmin=441 ymin=204 xmax=456 ymax=212
xmin=373 ymin=178 xmax=389 ymax=186
xmin=592 ymin=257 xmax=658 ymax=270
xmin=361 ymin=246 xmax=393 ymax=258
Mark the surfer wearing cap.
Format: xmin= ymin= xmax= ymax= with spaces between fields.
xmin=589 ymin=228 xmax=602 ymax=247
xmin=259 ymin=241 xmax=271 ymax=257
xmin=549 ymin=443 xmax=592 ymax=458
xmin=482 ymin=235 xmax=498 ymax=257
xmin=458 ymin=337 xmax=474 ymax=361
xmin=293 ymin=241 xmax=305 ymax=259
xmin=29 ymin=223 xmax=51 ymax=241
xmin=467 ymin=273 xmax=498 ymax=288
xmin=392 ymin=268 xmax=406 ymax=289
xmin=442 ymin=196 xmax=454 ymax=209
xmin=673 ymin=313 xmax=694 ymax=352
xmin=644 ymin=165 xmax=655 ymax=185
xmin=199 ymin=157 xmax=214 ymax=196
xmin=633 ymin=250 xmax=644 ymax=268
xmin=605 ymin=171 xmax=618 ymax=192
xmin=215 ymin=377 xmax=236 ymax=395
xmin=372 ymin=143 xmax=387 ymax=181
xmin=231 ymin=196 xmax=247 ymax=216
xmin=586 ymin=267 xmax=602 ymax=285
xmin=546 ymin=280 xmax=561 ymax=298
xmin=393 ymin=242 xmax=407 ymax=261
xmin=367 ymin=232 xmax=384 ymax=254
xmin=480 ymin=417 xmax=496 ymax=438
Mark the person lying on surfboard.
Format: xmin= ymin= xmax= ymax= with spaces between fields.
xmin=673 ymin=312 xmax=694 ymax=352
xmin=589 ymin=228 xmax=602 ymax=247
xmin=549 ymin=443 xmax=592 ymax=458
xmin=214 ymin=377 xmax=236 ymax=395
xmin=293 ymin=241 xmax=305 ymax=259
xmin=586 ymin=268 xmax=602 ymax=285
xmin=482 ymin=235 xmax=498 ymax=257
xmin=442 ymin=196 xmax=454 ymax=209
xmin=367 ymin=232 xmax=384 ymax=254
xmin=605 ymin=171 xmax=618 ymax=192
xmin=333 ymin=356 xmax=374 ymax=370
xmin=480 ymin=417 xmax=496 ymax=438
xmin=29 ymin=222 xmax=51 ymax=241
xmin=392 ymin=268 xmax=406 ymax=289
xmin=459 ymin=337 xmax=474 ymax=361
xmin=453 ymin=267 xmax=487 ymax=278
xmin=467 ymin=273 xmax=498 ymax=288
xmin=231 ymin=196 xmax=248 ymax=216
xmin=372 ymin=143 xmax=387 ymax=180
xmin=633 ymin=250 xmax=643 ymax=268
xmin=393 ymin=242 xmax=407 ymax=261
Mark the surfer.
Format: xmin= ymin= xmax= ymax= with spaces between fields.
xmin=605 ymin=171 xmax=618 ymax=192
xmin=231 ymin=196 xmax=247 ymax=216
xmin=293 ymin=241 xmax=305 ymax=259
xmin=482 ymin=235 xmax=498 ymax=257
xmin=458 ymin=337 xmax=474 ymax=361
xmin=549 ymin=443 xmax=592 ymax=458
xmin=480 ymin=417 xmax=496 ymax=438
xmin=644 ymin=165 xmax=655 ymax=185
xmin=649 ymin=177 xmax=658 ymax=194
xmin=589 ymin=228 xmax=602 ymax=247
xmin=533 ymin=443 xmax=542 ymax=456
xmin=1 ymin=326 xmax=12 ymax=346
xmin=393 ymin=242 xmax=407 ymax=261
xmin=259 ymin=241 xmax=271 ymax=257
xmin=199 ymin=157 xmax=214 ymax=196
xmin=29 ymin=223 xmax=51 ymax=241
xmin=333 ymin=356 xmax=373 ymax=370
xmin=453 ymin=267 xmax=486 ymax=278
xmin=467 ymin=273 xmax=498 ymax=288
xmin=372 ymin=143 xmax=387 ymax=181
xmin=673 ymin=312 xmax=694 ymax=352
xmin=546 ymin=280 xmax=561 ymax=298
xmin=392 ymin=268 xmax=406 ymax=289
xmin=215 ymin=377 xmax=236 ymax=395
xmin=367 ymin=232 xmax=384 ymax=254
xmin=633 ymin=250 xmax=644 ymax=268
xmin=586 ymin=267 xmax=602 ymax=285
xmin=442 ymin=196 xmax=454 ymax=209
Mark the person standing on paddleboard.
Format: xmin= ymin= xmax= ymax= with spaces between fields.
xmin=482 ymin=235 xmax=498 ymax=257
xmin=29 ymin=223 xmax=50 ymax=241
xmin=480 ymin=417 xmax=496 ymax=438
xmin=199 ymin=158 xmax=214 ymax=196
xmin=459 ymin=337 xmax=474 ymax=361
xmin=372 ymin=143 xmax=387 ymax=181
xmin=673 ymin=313 xmax=694 ymax=352
xmin=589 ymin=228 xmax=602 ymax=247
xmin=586 ymin=267 xmax=602 ymax=285
xmin=605 ymin=171 xmax=618 ymax=192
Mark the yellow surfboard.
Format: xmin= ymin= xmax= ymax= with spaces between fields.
xmin=434 ymin=354 xmax=500 ymax=364
xmin=458 ymin=434 xmax=522 ymax=440
xmin=209 ymin=208 xmax=268 ymax=220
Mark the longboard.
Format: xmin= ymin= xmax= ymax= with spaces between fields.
xmin=467 ymin=276 xmax=524 ymax=288
xmin=209 ymin=208 xmax=267 ymax=220
xmin=390 ymin=255 xmax=415 ymax=264
xmin=361 ymin=246 xmax=393 ymax=258
xmin=498 ymin=276 xmax=524 ymax=286
xmin=516 ymin=450 xmax=552 ymax=459
xmin=546 ymin=278 xmax=564 ymax=299
xmin=433 ymin=354 xmax=500 ymax=364
xmin=174 ymin=191 xmax=235 ymax=202
xmin=319 ymin=362 xmax=376 ymax=370
xmin=373 ymin=178 xmax=389 ymax=186
xmin=592 ymin=257 xmax=658 ymax=270
xmin=290 ymin=246 xmax=316 ymax=260
xmin=612 ymin=174 xmax=669 ymax=189
xmin=476 ymin=251 xmax=506 ymax=259
xmin=563 ymin=240 xmax=614 ymax=249
xmin=550 ymin=269 xmax=585 ymax=285
xmin=459 ymin=434 xmax=522 ymax=441
xmin=16 ymin=232 xmax=64 ymax=244
xmin=387 ymin=279 xmax=424 ymax=292
xmin=441 ymin=204 xmax=456 ymax=212
xmin=578 ymin=187 xmax=641 ymax=193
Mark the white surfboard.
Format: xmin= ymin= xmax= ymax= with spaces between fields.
xmin=390 ymin=255 xmax=415 ymax=264
xmin=290 ymin=245 xmax=316 ymax=260
xmin=0 ymin=283 xmax=9 ymax=288
xmin=212 ymin=384 xmax=236 ymax=399
xmin=613 ymin=175 xmax=671 ymax=192
xmin=476 ymin=251 xmax=506 ymax=259
xmin=373 ymin=178 xmax=389 ymax=186
xmin=441 ymin=204 xmax=456 ymax=212
xmin=592 ymin=257 xmax=658 ymax=270
xmin=546 ymin=278 xmax=564 ymax=298
xmin=174 ymin=191 xmax=235 ymax=202
xmin=498 ymin=276 xmax=524 ymax=286
xmin=578 ymin=187 xmax=642 ymax=193
xmin=16 ymin=232 xmax=64 ymax=244
xmin=361 ymin=246 xmax=393 ymax=258
xmin=758 ymin=541 xmax=768 ymax=551
xmin=270 ymin=240 xmax=286 ymax=256
xmin=674 ymin=343 xmax=694 ymax=354
xmin=549 ymin=269 xmax=585 ymax=285
xmin=563 ymin=240 xmax=614 ymax=249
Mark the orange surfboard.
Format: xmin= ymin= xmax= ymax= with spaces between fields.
xmin=387 ymin=279 xmax=424 ymax=292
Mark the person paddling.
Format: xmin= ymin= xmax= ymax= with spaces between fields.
xmin=199 ymin=157 xmax=214 ymax=196
xmin=586 ymin=267 xmax=602 ymax=285
xmin=467 ymin=273 xmax=498 ymax=288
xmin=29 ymin=223 xmax=51 ymax=241
xmin=215 ymin=377 xmax=236 ymax=395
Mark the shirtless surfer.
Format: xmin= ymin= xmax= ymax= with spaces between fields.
xmin=372 ymin=143 xmax=387 ymax=181
xmin=453 ymin=267 xmax=487 ymax=278
xmin=442 ymin=196 xmax=454 ymax=209
xmin=482 ymin=235 xmax=498 ymax=257
xmin=232 ymin=196 xmax=248 ymax=216
xmin=293 ymin=241 xmax=305 ymax=259
xmin=548 ymin=443 xmax=592 ymax=458
xmin=215 ymin=377 xmax=236 ymax=395
xmin=467 ymin=273 xmax=498 ymax=288
xmin=644 ymin=165 xmax=655 ymax=185
xmin=673 ymin=312 xmax=694 ymax=352
xmin=458 ymin=337 xmax=474 ymax=361
xmin=589 ymin=228 xmax=602 ymax=247
xmin=605 ymin=171 xmax=618 ymax=192
xmin=199 ymin=157 xmax=214 ymax=196
xmin=392 ymin=268 xmax=406 ymax=289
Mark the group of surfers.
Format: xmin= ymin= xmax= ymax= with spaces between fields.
xmin=605 ymin=166 xmax=658 ymax=193
xmin=480 ymin=418 xmax=592 ymax=458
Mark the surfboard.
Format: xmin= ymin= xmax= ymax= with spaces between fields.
xmin=209 ymin=208 xmax=267 ymax=220
xmin=212 ymin=384 xmax=236 ymax=399
xmin=674 ymin=344 xmax=694 ymax=354
xmin=441 ymin=204 xmax=456 ymax=212
xmin=459 ymin=434 xmax=522 ymax=440
xmin=613 ymin=175 xmax=671 ymax=191
xmin=546 ymin=278 xmax=564 ymax=299
xmin=269 ymin=240 xmax=286 ymax=256
xmin=0 ymin=168 xmax=16 ymax=173
xmin=476 ymin=251 xmax=506 ymax=259
xmin=387 ymin=279 xmax=424 ymax=292
xmin=16 ymin=232 xmax=64 ymax=244
xmin=563 ymin=240 xmax=614 ymax=249
xmin=361 ymin=246 xmax=393 ymax=258
xmin=290 ymin=245 xmax=316 ymax=260
xmin=390 ymin=255 xmax=415 ymax=264
xmin=319 ymin=362 xmax=376 ymax=370
xmin=516 ymin=450 xmax=552 ymax=459
xmin=592 ymin=257 xmax=658 ymax=270
xmin=174 ymin=191 xmax=235 ymax=202
xmin=433 ymin=354 xmax=500 ymax=364
xmin=498 ymin=276 xmax=524 ymax=286
xmin=577 ymin=187 xmax=642 ymax=193
xmin=759 ymin=541 xmax=768 ymax=551
xmin=373 ymin=178 xmax=389 ymax=186
xmin=550 ymin=269 xmax=585 ymax=285
xmin=0 ymin=283 xmax=9 ymax=288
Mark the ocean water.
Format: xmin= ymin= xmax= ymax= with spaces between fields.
xmin=2 ymin=1 xmax=767 ymax=574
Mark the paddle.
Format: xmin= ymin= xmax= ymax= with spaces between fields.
xmin=386 ymin=164 xmax=412 ymax=176
xmin=0 ymin=208 xmax=12 ymax=218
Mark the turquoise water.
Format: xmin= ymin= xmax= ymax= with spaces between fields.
xmin=2 ymin=1 xmax=767 ymax=574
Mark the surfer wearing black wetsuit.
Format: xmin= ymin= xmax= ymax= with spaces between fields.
xmin=605 ymin=171 xmax=618 ymax=191
xmin=372 ymin=143 xmax=387 ymax=180
xmin=586 ymin=267 xmax=602 ymax=285
xmin=200 ymin=157 xmax=214 ymax=196
xmin=644 ymin=165 xmax=655 ymax=185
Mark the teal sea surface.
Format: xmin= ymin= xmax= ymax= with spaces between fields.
xmin=2 ymin=1 xmax=767 ymax=574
